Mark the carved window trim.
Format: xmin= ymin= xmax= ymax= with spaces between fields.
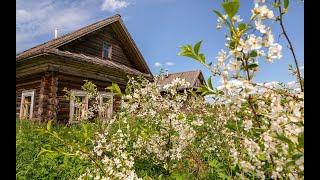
xmin=20 ymin=90 xmax=35 ymax=119
xmin=69 ymin=90 xmax=88 ymax=122
xmin=99 ymin=92 xmax=114 ymax=120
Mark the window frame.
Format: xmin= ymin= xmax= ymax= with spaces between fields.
xmin=99 ymin=92 xmax=114 ymax=119
xmin=20 ymin=90 xmax=35 ymax=119
xmin=102 ymin=42 xmax=112 ymax=59
xmin=69 ymin=90 xmax=89 ymax=122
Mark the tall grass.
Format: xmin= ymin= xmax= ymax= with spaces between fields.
xmin=16 ymin=119 xmax=99 ymax=179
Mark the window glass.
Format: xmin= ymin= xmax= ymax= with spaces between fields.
xmin=103 ymin=42 xmax=110 ymax=59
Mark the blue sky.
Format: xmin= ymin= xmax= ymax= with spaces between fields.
xmin=16 ymin=0 xmax=304 ymax=85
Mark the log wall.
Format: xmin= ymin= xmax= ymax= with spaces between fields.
xmin=16 ymin=72 xmax=59 ymax=121
xmin=16 ymin=73 xmax=42 ymax=119
xmin=59 ymin=26 xmax=137 ymax=69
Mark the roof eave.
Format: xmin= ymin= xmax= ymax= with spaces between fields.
xmin=16 ymin=14 xmax=121 ymax=60
xmin=116 ymin=19 xmax=153 ymax=77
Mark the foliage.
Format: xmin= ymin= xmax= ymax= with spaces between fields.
xmin=16 ymin=119 xmax=99 ymax=179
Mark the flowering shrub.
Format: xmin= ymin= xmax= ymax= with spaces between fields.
xmin=35 ymin=0 xmax=303 ymax=179
xmin=76 ymin=76 xmax=209 ymax=179
xmin=178 ymin=0 xmax=304 ymax=179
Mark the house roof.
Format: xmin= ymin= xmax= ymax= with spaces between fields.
xmin=16 ymin=14 xmax=152 ymax=76
xmin=45 ymin=48 xmax=152 ymax=78
xmin=157 ymin=70 xmax=205 ymax=91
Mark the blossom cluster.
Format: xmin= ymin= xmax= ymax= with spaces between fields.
xmin=78 ymin=122 xmax=141 ymax=180
xmin=72 ymin=1 xmax=304 ymax=179
xmin=122 ymin=77 xmax=196 ymax=170
xmin=207 ymin=1 xmax=304 ymax=179
xmin=76 ymin=76 xmax=204 ymax=178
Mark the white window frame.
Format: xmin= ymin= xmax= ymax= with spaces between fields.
xmin=69 ymin=90 xmax=89 ymax=122
xmin=99 ymin=92 xmax=114 ymax=119
xmin=20 ymin=90 xmax=35 ymax=119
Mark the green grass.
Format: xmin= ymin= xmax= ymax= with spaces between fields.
xmin=16 ymin=119 xmax=100 ymax=180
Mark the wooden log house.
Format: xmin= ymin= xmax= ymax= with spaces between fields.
xmin=157 ymin=70 xmax=205 ymax=92
xmin=16 ymin=14 xmax=153 ymax=123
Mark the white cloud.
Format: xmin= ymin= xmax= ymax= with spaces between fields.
xmin=16 ymin=9 xmax=33 ymax=23
xmin=165 ymin=61 xmax=175 ymax=66
xmin=47 ymin=8 xmax=91 ymax=31
xmin=16 ymin=0 xmax=103 ymax=53
xmin=101 ymin=0 xmax=129 ymax=12
xmin=154 ymin=62 xmax=162 ymax=67
xmin=16 ymin=0 xmax=133 ymax=53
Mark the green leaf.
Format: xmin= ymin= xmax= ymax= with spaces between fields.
xmin=238 ymin=23 xmax=247 ymax=31
xmin=285 ymin=160 xmax=295 ymax=168
xmin=82 ymin=124 xmax=88 ymax=142
xmin=276 ymin=134 xmax=292 ymax=144
xmin=252 ymin=128 xmax=263 ymax=138
xmin=257 ymin=152 xmax=266 ymax=161
xmin=178 ymin=45 xmax=196 ymax=59
xmin=229 ymin=40 xmax=236 ymax=50
xmin=284 ymin=0 xmax=289 ymax=10
xmin=298 ymin=132 xmax=304 ymax=148
xmin=114 ymin=83 xmax=122 ymax=95
xmin=250 ymin=50 xmax=258 ymax=57
xmin=47 ymin=120 xmax=52 ymax=132
xmin=37 ymin=147 xmax=54 ymax=158
xmin=171 ymin=173 xmax=184 ymax=180
xmin=180 ymin=52 xmax=198 ymax=61
xmin=213 ymin=9 xmax=232 ymax=30
xmin=226 ymin=121 xmax=237 ymax=132
xmin=213 ymin=10 xmax=226 ymax=21
xmin=207 ymin=76 xmax=213 ymax=90
xmin=247 ymin=63 xmax=259 ymax=70
xmin=272 ymin=2 xmax=281 ymax=8
xmin=292 ymin=153 xmax=303 ymax=160
xmin=143 ymin=175 xmax=153 ymax=180
xmin=158 ymin=174 xmax=164 ymax=180
xmin=275 ymin=134 xmax=294 ymax=154
xmin=222 ymin=0 xmax=240 ymax=19
xmin=106 ymin=82 xmax=122 ymax=96
xmin=198 ymin=53 xmax=206 ymax=64
xmin=209 ymin=159 xmax=219 ymax=168
xmin=194 ymin=40 xmax=202 ymax=55
xmin=196 ymin=85 xmax=214 ymax=96
xmin=179 ymin=42 xmax=206 ymax=64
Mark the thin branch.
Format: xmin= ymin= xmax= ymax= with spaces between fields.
xmin=277 ymin=32 xmax=284 ymax=43
xmin=276 ymin=0 xmax=304 ymax=92
xmin=241 ymin=55 xmax=261 ymax=127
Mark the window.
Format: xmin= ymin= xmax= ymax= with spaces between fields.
xmin=99 ymin=93 xmax=113 ymax=119
xmin=102 ymin=42 xmax=112 ymax=59
xmin=20 ymin=90 xmax=35 ymax=119
xmin=69 ymin=90 xmax=88 ymax=122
